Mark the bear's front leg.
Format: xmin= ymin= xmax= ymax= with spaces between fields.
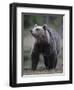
xmin=43 ymin=55 xmax=49 ymax=69
xmin=43 ymin=55 xmax=52 ymax=70
xmin=48 ymin=53 xmax=57 ymax=69
xmin=43 ymin=53 xmax=57 ymax=70
xmin=31 ymin=52 xmax=39 ymax=71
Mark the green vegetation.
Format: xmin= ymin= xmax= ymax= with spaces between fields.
xmin=23 ymin=14 xmax=63 ymax=31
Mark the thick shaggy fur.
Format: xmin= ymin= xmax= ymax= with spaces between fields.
xmin=31 ymin=24 xmax=60 ymax=70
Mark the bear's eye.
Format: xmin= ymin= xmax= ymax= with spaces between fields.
xmin=36 ymin=28 xmax=40 ymax=31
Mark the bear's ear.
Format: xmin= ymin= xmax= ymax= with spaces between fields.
xmin=34 ymin=24 xmax=38 ymax=27
xmin=42 ymin=24 xmax=48 ymax=30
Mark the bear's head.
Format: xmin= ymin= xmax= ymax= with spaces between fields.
xmin=31 ymin=24 xmax=50 ymax=43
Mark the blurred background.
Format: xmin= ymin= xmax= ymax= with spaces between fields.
xmin=22 ymin=13 xmax=63 ymax=75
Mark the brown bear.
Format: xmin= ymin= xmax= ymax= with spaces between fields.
xmin=30 ymin=24 xmax=60 ymax=70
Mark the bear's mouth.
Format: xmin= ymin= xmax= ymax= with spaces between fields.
xmin=32 ymin=33 xmax=44 ymax=39
xmin=31 ymin=33 xmax=37 ymax=38
xmin=32 ymin=33 xmax=48 ymax=43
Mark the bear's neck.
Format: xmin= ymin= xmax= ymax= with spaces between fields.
xmin=36 ymin=40 xmax=49 ymax=45
xmin=36 ymin=30 xmax=50 ymax=44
